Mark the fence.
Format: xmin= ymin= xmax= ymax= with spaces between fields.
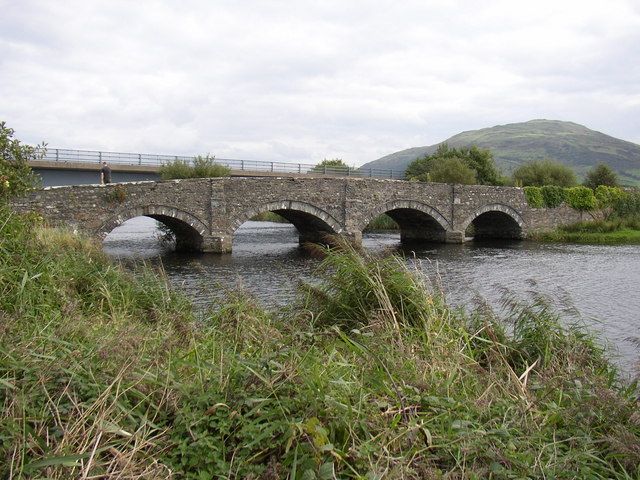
xmin=42 ymin=148 xmax=404 ymax=179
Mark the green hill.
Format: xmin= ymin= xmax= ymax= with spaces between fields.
xmin=363 ymin=120 xmax=640 ymax=185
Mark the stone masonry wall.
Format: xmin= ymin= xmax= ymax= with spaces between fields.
xmin=11 ymin=177 xmax=588 ymax=252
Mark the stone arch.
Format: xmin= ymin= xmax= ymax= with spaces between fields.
xmin=461 ymin=203 xmax=524 ymax=240
xmin=360 ymin=199 xmax=451 ymax=244
xmin=100 ymin=205 xmax=209 ymax=251
xmin=233 ymin=200 xmax=343 ymax=245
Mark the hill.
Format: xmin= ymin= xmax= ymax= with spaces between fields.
xmin=363 ymin=120 xmax=640 ymax=185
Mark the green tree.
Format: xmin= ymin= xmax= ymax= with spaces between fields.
xmin=311 ymin=158 xmax=349 ymax=174
xmin=405 ymin=144 xmax=501 ymax=185
xmin=583 ymin=163 xmax=619 ymax=189
xmin=429 ymin=157 xmax=477 ymax=184
xmin=512 ymin=159 xmax=577 ymax=187
xmin=0 ymin=121 xmax=43 ymax=200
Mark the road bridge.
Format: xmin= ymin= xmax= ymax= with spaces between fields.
xmin=11 ymin=177 xmax=582 ymax=253
xmin=29 ymin=148 xmax=403 ymax=186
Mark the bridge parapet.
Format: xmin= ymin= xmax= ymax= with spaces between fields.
xmin=11 ymin=177 xmax=583 ymax=253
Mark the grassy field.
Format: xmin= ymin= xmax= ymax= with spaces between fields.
xmin=1 ymin=205 xmax=639 ymax=479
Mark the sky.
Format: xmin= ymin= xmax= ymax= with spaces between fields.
xmin=1 ymin=0 xmax=639 ymax=166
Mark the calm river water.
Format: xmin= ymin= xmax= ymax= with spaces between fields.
xmin=104 ymin=217 xmax=639 ymax=376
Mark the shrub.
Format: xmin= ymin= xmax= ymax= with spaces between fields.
xmin=524 ymin=186 xmax=544 ymax=208
xmin=512 ymin=159 xmax=577 ymax=187
xmin=540 ymin=185 xmax=565 ymax=208
xmin=0 ymin=121 xmax=43 ymax=200
xmin=584 ymin=163 xmax=619 ymax=189
xmin=192 ymin=154 xmax=231 ymax=177
xmin=566 ymin=186 xmax=597 ymax=211
xmin=613 ymin=189 xmax=640 ymax=217
xmin=159 ymin=154 xmax=230 ymax=180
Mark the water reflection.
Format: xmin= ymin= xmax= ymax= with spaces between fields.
xmin=104 ymin=217 xmax=639 ymax=374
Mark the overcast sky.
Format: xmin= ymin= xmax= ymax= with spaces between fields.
xmin=1 ymin=0 xmax=639 ymax=166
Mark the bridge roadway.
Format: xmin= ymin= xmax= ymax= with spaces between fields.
xmin=11 ymin=176 xmax=582 ymax=252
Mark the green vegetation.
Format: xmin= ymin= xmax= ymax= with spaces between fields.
xmin=523 ymin=186 xmax=544 ymax=208
xmin=1 ymin=208 xmax=639 ymax=478
xmin=159 ymin=154 xmax=231 ymax=180
xmin=532 ymin=217 xmax=640 ymax=244
xmin=362 ymin=119 xmax=640 ymax=186
xmin=363 ymin=213 xmax=399 ymax=231
xmin=513 ymin=159 xmax=577 ymax=187
xmin=311 ymin=158 xmax=349 ymax=174
xmin=584 ymin=163 xmax=619 ymax=189
xmin=0 ymin=121 xmax=43 ymax=199
xmin=528 ymin=187 xmax=640 ymax=244
xmin=405 ymin=144 xmax=502 ymax=185
xmin=250 ymin=211 xmax=289 ymax=223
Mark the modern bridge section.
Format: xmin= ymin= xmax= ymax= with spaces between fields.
xmin=11 ymin=177 xmax=583 ymax=252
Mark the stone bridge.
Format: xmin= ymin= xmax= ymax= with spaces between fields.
xmin=11 ymin=177 xmax=582 ymax=252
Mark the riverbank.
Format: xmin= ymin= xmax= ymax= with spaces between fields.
xmin=531 ymin=217 xmax=640 ymax=245
xmin=2 ymin=207 xmax=639 ymax=478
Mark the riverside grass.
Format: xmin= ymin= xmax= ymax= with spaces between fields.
xmin=531 ymin=216 xmax=640 ymax=245
xmin=1 ymin=208 xmax=639 ymax=478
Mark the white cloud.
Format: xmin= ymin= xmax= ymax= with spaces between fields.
xmin=1 ymin=0 xmax=639 ymax=164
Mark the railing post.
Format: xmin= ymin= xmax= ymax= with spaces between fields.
xmin=241 ymin=160 xmax=244 ymax=171
xmin=138 ymin=153 xmax=142 ymax=165
xmin=323 ymin=165 xmax=327 ymax=175
xmin=369 ymin=169 xmax=372 ymax=178
xmin=55 ymin=149 xmax=59 ymax=162
xmin=99 ymin=151 xmax=102 ymax=164
xmin=298 ymin=163 xmax=301 ymax=174
xmin=270 ymin=162 xmax=274 ymax=172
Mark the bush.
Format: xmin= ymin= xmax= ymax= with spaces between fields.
xmin=613 ymin=189 xmax=640 ymax=217
xmin=405 ymin=143 xmax=502 ymax=185
xmin=159 ymin=154 xmax=230 ymax=180
xmin=524 ymin=186 xmax=544 ymax=208
xmin=540 ymin=185 xmax=566 ymax=208
xmin=584 ymin=163 xmax=619 ymax=189
xmin=512 ymin=159 xmax=577 ymax=187
xmin=566 ymin=186 xmax=597 ymax=211
xmin=429 ymin=157 xmax=477 ymax=184
xmin=0 ymin=121 xmax=43 ymax=200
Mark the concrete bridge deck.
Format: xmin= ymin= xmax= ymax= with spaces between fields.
xmin=11 ymin=177 xmax=582 ymax=253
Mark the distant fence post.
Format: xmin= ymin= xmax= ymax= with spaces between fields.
xmin=55 ymin=149 xmax=59 ymax=162
xmin=98 ymin=151 xmax=102 ymax=164
xmin=138 ymin=154 xmax=142 ymax=165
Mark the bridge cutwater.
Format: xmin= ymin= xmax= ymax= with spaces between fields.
xmin=12 ymin=176 xmax=583 ymax=253
xmin=29 ymin=148 xmax=405 ymax=186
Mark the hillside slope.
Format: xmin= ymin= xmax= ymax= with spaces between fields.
xmin=364 ymin=120 xmax=640 ymax=185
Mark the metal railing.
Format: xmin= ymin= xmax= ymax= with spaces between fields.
xmin=41 ymin=148 xmax=404 ymax=179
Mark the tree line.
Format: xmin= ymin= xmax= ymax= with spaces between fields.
xmin=403 ymin=143 xmax=622 ymax=190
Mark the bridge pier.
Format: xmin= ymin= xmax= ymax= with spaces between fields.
xmin=202 ymin=234 xmax=232 ymax=253
xmin=445 ymin=230 xmax=465 ymax=243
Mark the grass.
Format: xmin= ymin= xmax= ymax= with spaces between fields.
xmin=1 ymin=205 xmax=639 ymax=478
xmin=363 ymin=214 xmax=399 ymax=231
xmin=531 ymin=216 xmax=640 ymax=244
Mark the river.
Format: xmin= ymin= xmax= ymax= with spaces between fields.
xmin=104 ymin=217 xmax=639 ymax=376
